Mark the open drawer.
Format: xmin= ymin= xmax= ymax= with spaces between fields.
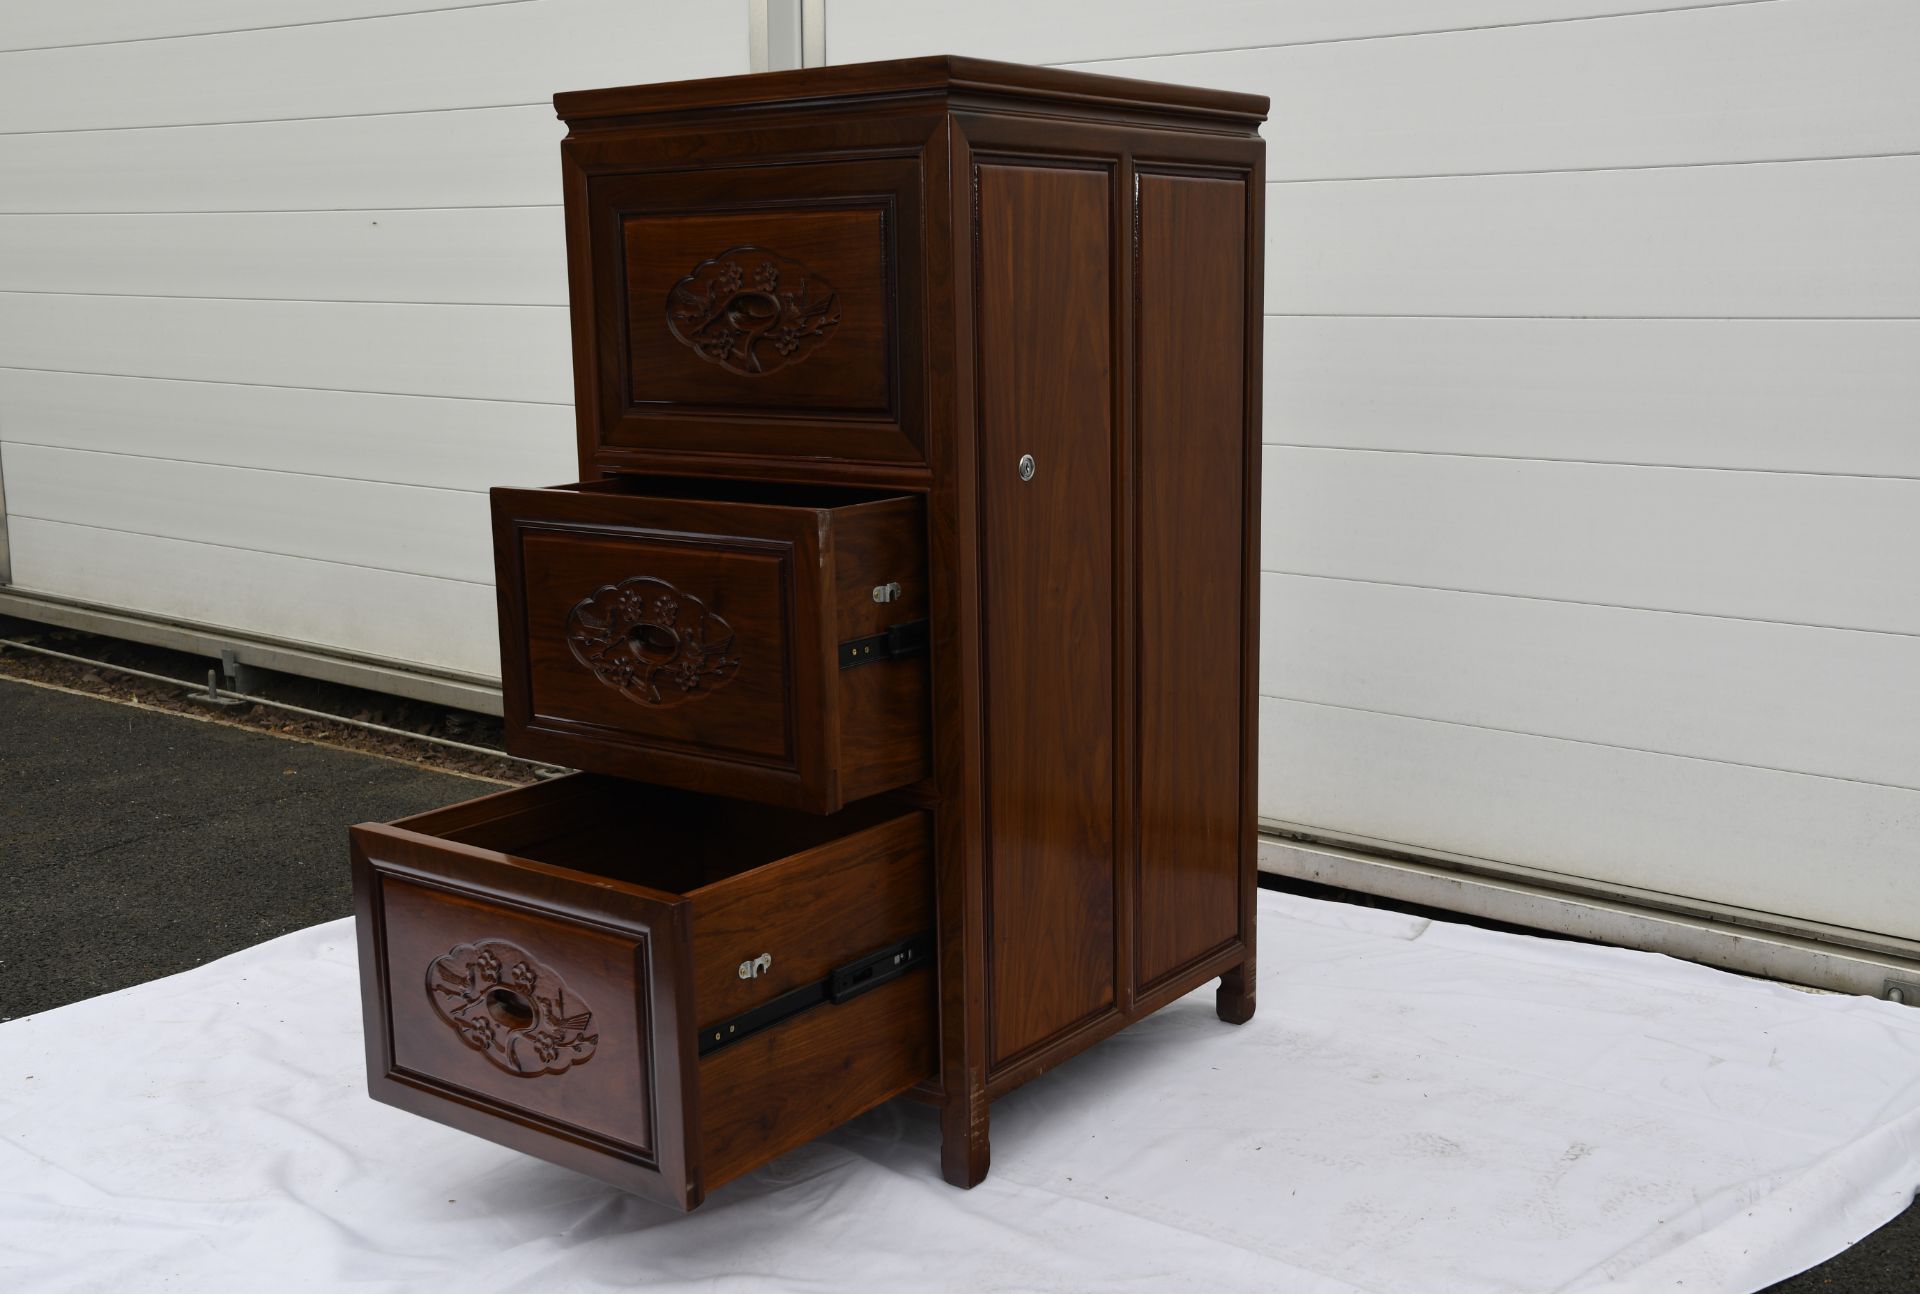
xmin=350 ymin=774 xmax=934 ymax=1211
xmin=492 ymin=477 xmax=930 ymax=813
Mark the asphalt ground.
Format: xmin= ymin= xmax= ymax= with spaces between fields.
xmin=0 ymin=675 xmax=490 ymax=1020
xmin=0 ymin=675 xmax=1910 ymax=1288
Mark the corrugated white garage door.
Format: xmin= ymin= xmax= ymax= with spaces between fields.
xmin=819 ymin=0 xmax=1920 ymax=946
xmin=0 ymin=1 xmax=749 ymax=680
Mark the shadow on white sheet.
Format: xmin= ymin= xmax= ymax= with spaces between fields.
xmin=2 ymin=890 xmax=1916 ymax=1294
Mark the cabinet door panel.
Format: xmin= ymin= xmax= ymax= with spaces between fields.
xmin=974 ymin=160 xmax=1117 ymax=1067
xmin=1135 ymin=172 xmax=1250 ymax=989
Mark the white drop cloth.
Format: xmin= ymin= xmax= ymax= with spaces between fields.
xmin=3 ymin=890 xmax=1917 ymax=1293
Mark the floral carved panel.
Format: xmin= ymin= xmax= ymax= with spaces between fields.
xmin=665 ymin=246 xmax=841 ymax=376
xmin=427 ymin=939 xmax=598 ymax=1077
xmin=564 ymin=575 xmax=740 ymax=707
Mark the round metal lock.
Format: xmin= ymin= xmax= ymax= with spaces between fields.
xmin=1017 ymin=453 xmax=1036 ymax=482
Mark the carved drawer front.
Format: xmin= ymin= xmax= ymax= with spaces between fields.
xmin=576 ymin=158 xmax=926 ymax=471
xmin=492 ymin=477 xmax=929 ymax=813
xmin=352 ymin=775 xmax=935 ymax=1210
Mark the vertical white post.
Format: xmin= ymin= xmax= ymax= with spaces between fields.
xmin=800 ymin=0 xmax=825 ymax=66
xmin=750 ymin=0 xmax=824 ymax=72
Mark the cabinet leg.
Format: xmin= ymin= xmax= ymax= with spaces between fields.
xmin=939 ymin=1090 xmax=991 ymax=1189
xmin=1216 ymin=959 xmax=1256 ymax=1024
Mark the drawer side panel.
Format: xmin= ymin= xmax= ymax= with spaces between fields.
xmin=698 ymin=969 xmax=935 ymax=1190
xmin=689 ymin=811 xmax=931 ymax=1026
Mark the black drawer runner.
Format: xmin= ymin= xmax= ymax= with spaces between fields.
xmin=696 ymin=932 xmax=931 ymax=1057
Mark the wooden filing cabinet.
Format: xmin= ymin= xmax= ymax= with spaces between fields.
xmin=351 ymin=55 xmax=1267 ymax=1212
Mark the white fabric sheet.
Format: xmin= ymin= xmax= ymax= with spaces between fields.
xmin=3 ymin=890 xmax=1917 ymax=1293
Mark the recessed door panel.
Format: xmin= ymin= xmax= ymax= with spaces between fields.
xmin=519 ymin=528 xmax=795 ymax=763
xmin=579 ymin=157 xmax=926 ymax=467
xmin=1135 ymin=172 xmax=1250 ymax=989
xmin=974 ymin=160 xmax=1117 ymax=1068
xmin=621 ymin=206 xmax=892 ymax=414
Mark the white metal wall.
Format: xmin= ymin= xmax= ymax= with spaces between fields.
xmin=822 ymin=0 xmax=1920 ymax=944
xmin=4 ymin=1 xmax=1916 ymax=946
xmin=0 ymin=1 xmax=748 ymax=679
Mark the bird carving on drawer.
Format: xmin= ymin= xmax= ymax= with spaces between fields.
xmin=564 ymin=575 xmax=740 ymax=707
xmin=426 ymin=939 xmax=598 ymax=1077
xmin=666 ymin=246 xmax=841 ymax=376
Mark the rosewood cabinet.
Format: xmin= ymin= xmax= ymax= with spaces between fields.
xmin=351 ymin=55 xmax=1266 ymax=1210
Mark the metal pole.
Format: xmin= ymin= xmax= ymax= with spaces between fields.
xmin=0 ymin=636 xmax=559 ymax=773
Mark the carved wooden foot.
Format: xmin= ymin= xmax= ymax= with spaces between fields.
xmin=1216 ymin=960 xmax=1255 ymax=1024
xmin=939 ymin=1092 xmax=991 ymax=1189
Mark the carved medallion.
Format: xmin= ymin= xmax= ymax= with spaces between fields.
xmin=565 ymin=575 xmax=739 ymax=707
xmin=427 ymin=940 xmax=597 ymax=1077
xmin=666 ymin=246 xmax=840 ymax=375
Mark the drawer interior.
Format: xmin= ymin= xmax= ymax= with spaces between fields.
xmin=402 ymin=773 xmax=910 ymax=898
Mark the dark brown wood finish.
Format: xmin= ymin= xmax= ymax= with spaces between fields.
xmin=1135 ymin=172 xmax=1249 ymax=994
xmin=622 ymin=206 xmax=891 ymax=412
xmin=351 ymin=796 xmax=703 ymax=1210
xmin=491 ymin=479 xmax=929 ymax=813
xmin=974 ymin=160 xmax=1118 ymax=1070
xmin=354 ymin=56 xmax=1266 ymax=1206
xmin=553 ymin=55 xmax=1269 ymax=129
xmin=581 ymin=158 xmax=927 ymax=468
xmin=1227 ymin=125 xmax=1268 ymax=1030
xmin=831 ymin=497 xmax=932 ymax=798
xmin=933 ymin=100 xmax=1263 ymax=1143
xmin=688 ymin=811 xmax=929 ymax=1026
xmin=700 ymin=970 xmax=935 ymax=1189
xmin=351 ymin=775 xmax=937 ymax=1210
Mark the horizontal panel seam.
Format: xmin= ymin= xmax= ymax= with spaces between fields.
xmin=1261 ymin=443 xmax=1920 ymax=482
xmin=0 ymin=205 xmax=562 ymax=216
xmin=8 ymin=513 xmax=493 ymax=587
xmin=0 ymin=0 xmax=535 ymax=55
xmin=0 ymin=360 xmax=560 ymax=401
xmin=1263 ymin=314 xmax=1920 ymax=321
xmin=1254 ymin=818 xmax=1907 ymax=942
xmin=1056 ymin=0 xmax=1787 ymax=64
xmin=0 ymin=290 xmax=564 ymax=308
xmin=0 ymin=99 xmax=549 ymax=137
xmin=1265 ymin=150 xmax=1920 ymax=186
xmin=0 ymin=362 xmax=568 ymax=403
xmin=0 ymin=441 xmax=491 ymax=495
xmin=1256 ymin=569 xmax=1920 ymax=641
xmin=1261 ymin=694 xmax=1920 ymax=795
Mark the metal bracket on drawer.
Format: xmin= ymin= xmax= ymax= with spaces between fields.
xmin=697 ymin=932 xmax=931 ymax=1057
xmin=838 ymin=619 xmax=929 ymax=670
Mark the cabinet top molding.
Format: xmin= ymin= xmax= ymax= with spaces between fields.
xmin=554 ymin=54 xmax=1270 ymax=131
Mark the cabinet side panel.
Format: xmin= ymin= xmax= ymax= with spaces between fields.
xmin=1136 ymin=173 xmax=1248 ymax=989
xmin=975 ymin=161 xmax=1117 ymax=1067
